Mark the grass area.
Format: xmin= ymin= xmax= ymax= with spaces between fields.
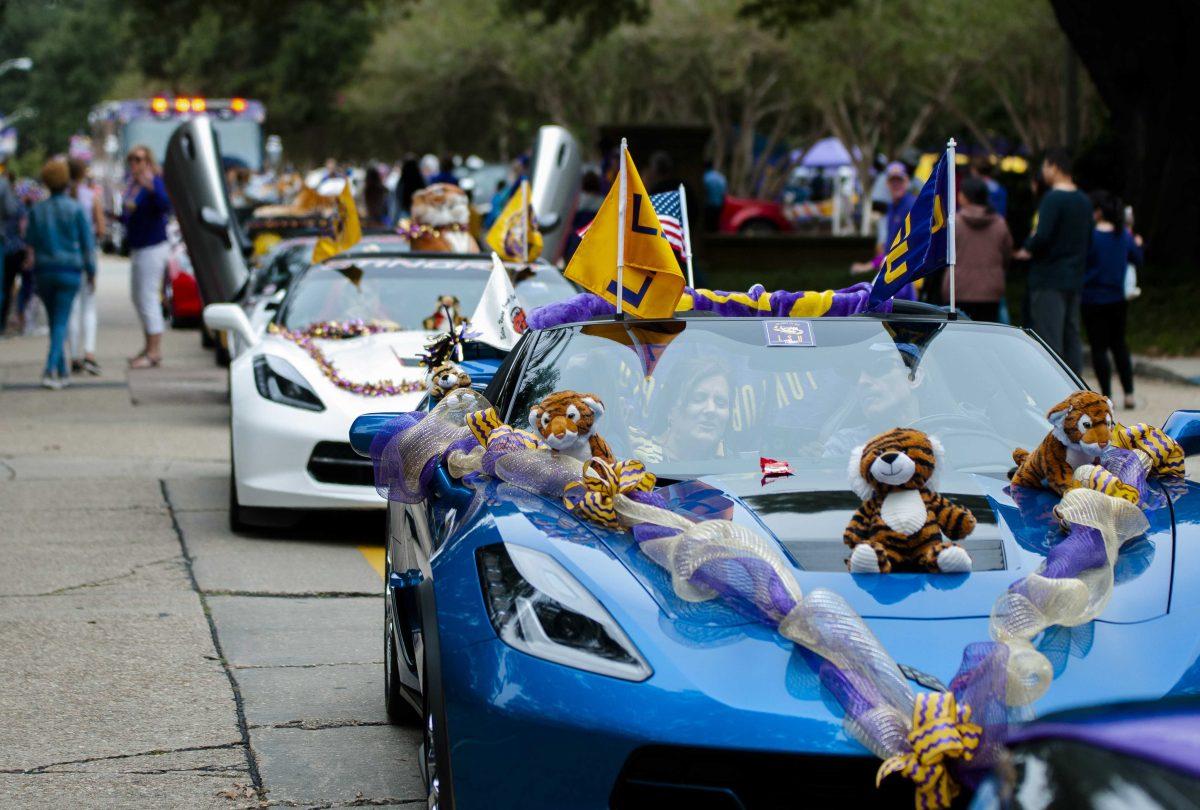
xmin=703 ymin=259 xmax=1199 ymax=357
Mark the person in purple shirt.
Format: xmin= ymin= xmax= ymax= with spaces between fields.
xmin=120 ymin=145 xmax=171 ymax=368
xmin=851 ymin=162 xmax=917 ymax=300
xmin=1082 ymin=190 xmax=1143 ymax=408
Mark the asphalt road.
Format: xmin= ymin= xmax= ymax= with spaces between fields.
xmin=1 ymin=256 xmax=419 ymax=808
xmin=1 ymin=257 xmax=1196 ymax=809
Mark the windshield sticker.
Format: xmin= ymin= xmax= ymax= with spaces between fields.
xmin=764 ymin=320 xmax=815 ymax=347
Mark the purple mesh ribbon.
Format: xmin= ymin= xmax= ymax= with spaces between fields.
xmin=1101 ymin=445 xmax=1159 ymax=507
xmin=947 ymin=642 xmax=1010 ymax=777
xmin=370 ymin=412 xmax=426 ymax=503
xmin=690 ymin=556 xmax=798 ymax=625
xmin=1039 ymin=525 xmax=1108 ymax=580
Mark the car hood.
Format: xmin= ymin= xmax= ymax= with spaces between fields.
xmin=259 ymin=329 xmax=436 ymax=413
xmin=632 ymin=470 xmax=1176 ymax=623
xmin=470 ymin=474 xmax=1198 ymax=754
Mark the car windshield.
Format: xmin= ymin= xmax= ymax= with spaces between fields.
xmin=505 ymin=318 xmax=1077 ymax=479
xmin=278 ymin=258 xmax=573 ymax=331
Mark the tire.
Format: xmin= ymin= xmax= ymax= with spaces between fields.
xmin=420 ymin=694 xmax=444 ymax=810
xmin=228 ymin=426 xmax=298 ymax=532
xmin=229 ymin=455 xmax=252 ymax=534
xmin=214 ymin=335 xmax=231 ymax=367
xmin=738 ymin=218 xmax=779 ymax=235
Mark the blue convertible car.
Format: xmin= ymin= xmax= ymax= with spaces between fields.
xmin=351 ymin=307 xmax=1200 ymax=809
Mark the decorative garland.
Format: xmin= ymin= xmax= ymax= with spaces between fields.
xmin=368 ymin=394 xmax=1180 ymax=808
xmin=394 ymin=218 xmax=470 ymax=241
xmin=268 ymin=320 xmax=426 ymax=397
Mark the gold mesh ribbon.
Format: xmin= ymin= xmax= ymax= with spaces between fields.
xmin=1114 ymin=422 xmax=1186 ymax=478
xmin=1074 ymin=464 xmax=1139 ymax=504
xmin=877 ymin=692 xmax=981 ymax=810
xmin=562 ymin=458 xmax=655 ymax=530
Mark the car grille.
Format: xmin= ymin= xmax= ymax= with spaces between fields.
xmin=307 ymin=441 xmax=375 ymax=487
xmin=610 ymin=745 xmax=921 ymax=809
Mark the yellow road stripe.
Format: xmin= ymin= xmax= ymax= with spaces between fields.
xmin=358 ymin=545 xmax=386 ymax=579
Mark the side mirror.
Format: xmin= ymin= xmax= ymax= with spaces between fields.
xmin=537 ymin=211 xmax=561 ymax=232
xmin=1164 ymin=410 xmax=1200 ymax=456
xmin=203 ymin=303 xmax=257 ymax=349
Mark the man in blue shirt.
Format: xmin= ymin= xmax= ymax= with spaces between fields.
xmin=703 ymin=161 xmax=727 ymax=231
xmin=877 ymin=162 xmax=916 ymax=252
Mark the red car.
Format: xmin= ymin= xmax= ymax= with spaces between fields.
xmin=718 ymin=195 xmax=793 ymax=234
xmin=164 ymin=237 xmax=204 ymax=327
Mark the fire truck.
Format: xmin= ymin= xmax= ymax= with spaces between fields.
xmin=88 ymin=96 xmax=266 ymax=252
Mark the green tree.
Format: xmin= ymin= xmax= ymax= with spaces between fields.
xmin=0 ymin=0 xmax=132 ymax=158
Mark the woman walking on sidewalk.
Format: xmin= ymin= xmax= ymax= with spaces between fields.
xmin=121 ymin=145 xmax=170 ymax=368
xmin=25 ymin=158 xmax=95 ymax=389
xmin=1082 ymin=190 xmax=1142 ymax=409
xmin=67 ymin=158 xmax=105 ymax=375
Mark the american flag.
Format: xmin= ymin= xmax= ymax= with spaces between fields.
xmin=576 ymin=190 xmax=688 ymax=257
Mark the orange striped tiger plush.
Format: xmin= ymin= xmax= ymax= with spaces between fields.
xmin=844 ymin=428 xmax=976 ymax=573
xmin=1010 ymin=391 xmax=1114 ymax=495
xmin=528 ymin=391 xmax=615 ymax=465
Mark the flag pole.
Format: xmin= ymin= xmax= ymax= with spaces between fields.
xmin=677 ymin=182 xmax=695 ymax=289
xmin=946 ymin=137 xmax=958 ymax=320
xmin=615 ymin=138 xmax=628 ymax=320
xmin=521 ymin=180 xmax=529 ymax=265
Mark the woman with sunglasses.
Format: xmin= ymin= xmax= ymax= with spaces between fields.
xmin=121 ymin=145 xmax=171 ymax=368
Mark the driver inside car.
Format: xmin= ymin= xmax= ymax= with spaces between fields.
xmin=821 ymin=342 xmax=926 ymax=459
xmin=631 ymin=357 xmax=734 ymax=464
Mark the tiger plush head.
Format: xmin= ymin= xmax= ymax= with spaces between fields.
xmin=849 ymin=428 xmax=943 ymax=500
xmin=411 ymin=183 xmax=470 ymax=228
xmin=529 ymin=391 xmax=605 ymax=454
xmin=1047 ymin=391 xmax=1114 ymax=457
xmin=426 ymin=361 xmax=471 ymax=400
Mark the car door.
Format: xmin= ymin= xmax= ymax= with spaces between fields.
xmin=529 ymin=125 xmax=582 ymax=263
xmin=163 ymin=116 xmax=250 ymax=304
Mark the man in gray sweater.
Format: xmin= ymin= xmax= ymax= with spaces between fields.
xmin=1015 ymin=148 xmax=1092 ymax=374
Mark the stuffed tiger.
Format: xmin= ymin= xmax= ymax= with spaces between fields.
xmin=529 ymin=391 xmax=615 ymax=465
xmin=426 ymin=361 xmax=471 ymax=401
xmin=410 ymin=184 xmax=479 ymax=253
xmin=844 ymin=428 xmax=976 ymax=574
xmin=1010 ymin=391 xmax=1115 ymax=495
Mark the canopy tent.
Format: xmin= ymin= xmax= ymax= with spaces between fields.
xmin=801 ymin=137 xmax=861 ymax=169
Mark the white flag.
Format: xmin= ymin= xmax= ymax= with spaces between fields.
xmin=470 ymin=253 xmax=529 ymax=350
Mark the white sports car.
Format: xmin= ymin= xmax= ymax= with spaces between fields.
xmin=203 ymin=251 xmax=574 ymax=530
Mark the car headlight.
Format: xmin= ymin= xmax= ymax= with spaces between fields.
xmin=477 ymin=543 xmax=651 ymax=682
xmin=253 ymin=354 xmax=324 ymax=412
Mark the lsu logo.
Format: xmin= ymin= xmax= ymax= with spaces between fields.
xmin=510 ymin=306 xmax=528 ymax=334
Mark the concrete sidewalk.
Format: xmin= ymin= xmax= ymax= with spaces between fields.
xmin=1134 ymin=355 xmax=1200 ymax=387
xmin=1 ymin=257 xmax=419 ymax=807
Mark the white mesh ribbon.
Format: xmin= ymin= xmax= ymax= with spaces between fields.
xmin=990 ymin=486 xmax=1149 ymax=705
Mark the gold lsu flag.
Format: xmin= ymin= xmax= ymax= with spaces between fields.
xmin=486 ymin=179 xmax=543 ymax=262
xmin=312 ymin=176 xmax=362 ymax=263
xmin=564 ymin=149 xmax=684 ymax=318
